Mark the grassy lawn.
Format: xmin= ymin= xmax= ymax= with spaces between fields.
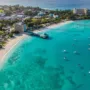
xmin=0 ymin=9 xmax=4 ymax=13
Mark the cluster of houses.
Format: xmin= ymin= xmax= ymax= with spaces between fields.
xmin=1 ymin=7 xmax=90 ymax=34
xmin=0 ymin=5 xmax=59 ymax=21
xmin=1 ymin=8 xmax=90 ymax=21
xmin=0 ymin=6 xmax=26 ymax=21
xmin=14 ymin=8 xmax=90 ymax=33
xmin=14 ymin=11 xmax=59 ymax=33
xmin=0 ymin=12 xmax=25 ymax=21
xmin=33 ymin=10 xmax=59 ymax=19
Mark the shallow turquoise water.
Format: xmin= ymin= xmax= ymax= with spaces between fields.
xmin=0 ymin=20 xmax=90 ymax=90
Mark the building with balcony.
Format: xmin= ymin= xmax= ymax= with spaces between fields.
xmin=14 ymin=22 xmax=27 ymax=33
xmin=73 ymin=8 xmax=88 ymax=15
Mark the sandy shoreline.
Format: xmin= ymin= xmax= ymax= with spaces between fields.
xmin=47 ymin=21 xmax=73 ymax=29
xmin=34 ymin=21 xmax=73 ymax=33
xmin=0 ymin=20 xmax=73 ymax=67
xmin=0 ymin=34 xmax=28 ymax=68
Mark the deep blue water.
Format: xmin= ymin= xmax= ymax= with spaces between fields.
xmin=0 ymin=20 xmax=90 ymax=90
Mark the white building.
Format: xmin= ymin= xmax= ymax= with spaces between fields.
xmin=17 ymin=14 xmax=25 ymax=18
xmin=73 ymin=8 xmax=88 ymax=15
xmin=53 ymin=15 xmax=59 ymax=18
xmin=14 ymin=22 xmax=27 ymax=33
xmin=10 ymin=14 xmax=25 ymax=20
xmin=4 ymin=16 xmax=11 ymax=20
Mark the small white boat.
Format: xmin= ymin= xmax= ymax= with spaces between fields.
xmin=73 ymin=51 xmax=80 ymax=55
xmin=63 ymin=50 xmax=67 ymax=53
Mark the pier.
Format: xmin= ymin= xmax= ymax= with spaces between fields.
xmin=28 ymin=31 xmax=49 ymax=39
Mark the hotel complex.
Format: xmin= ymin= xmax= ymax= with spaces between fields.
xmin=73 ymin=8 xmax=90 ymax=15
xmin=14 ymin=22 xmax=27 ymax=33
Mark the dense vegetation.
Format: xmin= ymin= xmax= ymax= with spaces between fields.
xmin=0 ymin=19 xmax=19 ymax=48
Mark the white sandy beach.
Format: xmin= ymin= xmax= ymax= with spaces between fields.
xmin=34 ymin=21 xmax=73 ymax=33
xmin=0 ymin=21 xmax=73 ymax=67
xmin=0 ymin=33 xmax=28 ymax=68
xmin=47 ymin=21 xmax=73 ymax=29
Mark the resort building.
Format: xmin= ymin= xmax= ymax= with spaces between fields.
xmin=14 ymin=22 xmax=27 ymax=33
xmin=87 ymin=10 xmax=90 ymax=15
xmin=53 ymin=15 xmax=59 ymax=18
xmin=73 ymin=8 xmax=88 ymax=15
xmin=11 ymin=14 xmax=25 ymax=20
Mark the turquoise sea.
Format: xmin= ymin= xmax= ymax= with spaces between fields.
xmin=0 ymin=20 xmax=90 ymax=90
